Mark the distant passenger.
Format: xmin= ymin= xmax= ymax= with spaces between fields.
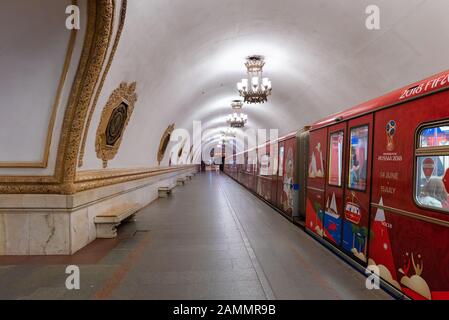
xmin=350 ymin=151 xmax=360 ymax=187
xmin=419 ymin=177 xmax=449 ymax=209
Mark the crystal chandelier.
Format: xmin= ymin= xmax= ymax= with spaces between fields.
xmin=222 ymin=127 xmax=236 ymax=137
xmin=226 ymin=113 xmax=248 ymax=128
xmin=226 ymin=100 xmax=248 ymax=128
xmin=237 ymin=55 xmax=272 ymax=104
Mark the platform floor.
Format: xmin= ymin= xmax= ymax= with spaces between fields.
xmin=0 ymin=172 xmax=391 ymax=300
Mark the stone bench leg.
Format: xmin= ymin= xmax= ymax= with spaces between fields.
xmin=96 ymin=223 xmax=118 ymax=239
xmin=159 ymin=189 xmax=171 ymax=198
xmin=177 ymin=180 xmax=185 ymax=186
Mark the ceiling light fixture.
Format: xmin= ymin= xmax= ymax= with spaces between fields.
xmin=226 ymin=100 xmax=248 ymax=128
xmin=222 ymin=127 xmax=237 ymax=137
xmin=237 ymin=55 xmax=272 ymax=104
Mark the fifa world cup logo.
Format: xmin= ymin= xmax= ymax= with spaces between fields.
xmin=386 ymin=120 xmax=396 ymax=151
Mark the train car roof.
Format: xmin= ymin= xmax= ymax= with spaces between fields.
xmin=310 ymin=69 xmax=449 ymax=131
xmin=224 ymin=129 xmax=301 ymax=160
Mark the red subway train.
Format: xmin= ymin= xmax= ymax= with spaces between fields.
xmin=224 ymin=69 xmax=449 ymax=300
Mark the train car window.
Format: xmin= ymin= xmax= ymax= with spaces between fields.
xmin=415 ymin=156 xmax=449 ymax=211
xmin=348 ymin=125 xmax=368 ymax=191
xmin=415 ymin=124 xmax=449 ymax=212
xmin=260 ymin=154 xmax=270 ymax=176
xmin=328 ymin=131 xmax=344 ymax=187
xmin=419 ymin=126 xmax=449 ymax=147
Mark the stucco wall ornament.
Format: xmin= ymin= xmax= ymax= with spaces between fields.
xmin=95 ymin=82 xmax=137 ymax=168
xmin=178 ymin=139 xmax=186 ymax=159
xmin=157 ymin=123 xmax=175 ymax=165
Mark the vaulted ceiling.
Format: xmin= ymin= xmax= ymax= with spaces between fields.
xmin=1 ymin=0 xmax=449 ymax=177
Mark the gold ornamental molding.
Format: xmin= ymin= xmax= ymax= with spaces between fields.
xmin=78 ymin=0 xmax=128 ymax=168
xmin=95 ymin=82 xmax=137 ymax=168
xmin=178 ymin=139 xmax=187 ymax=159
xmin=157 ymin=123 xmax=175 ymax=165
xmin=0 ymin=0 xmax=116 ymax=194
xmin=189 ymin=145 xmax=194 ymax=163
xmin=0 ymin=1 xmax=79 ymax=168
xmin=74 ymin=165 xmax=198 ymax=192
xmin=55 ymin=0 xmax=115 ymax=194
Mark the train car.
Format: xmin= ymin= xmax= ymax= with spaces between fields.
xmin=224 ymin=129 xmax=310 ymax=224
xmin=306 ymin=69 xmax=449 ymax=300
xmin=224 ymin=151 xmax=238 ymax=180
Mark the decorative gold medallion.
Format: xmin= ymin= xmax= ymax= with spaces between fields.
xmin=157 ymin=123 xmax=175 ymax=165
xmin=95 ymin=82 xmax=137 ymax=168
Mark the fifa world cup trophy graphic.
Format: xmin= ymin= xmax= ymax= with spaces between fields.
xmin=386 ymin=120 xmax=396 ymax=151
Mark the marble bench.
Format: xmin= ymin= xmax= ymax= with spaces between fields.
xmin=177 ymin=177 xmax=187 ymax=186
xmin=94 ymin=203 xmax=140 ymax=238
xmin=158 ymin=185 xmax=175 ymax=198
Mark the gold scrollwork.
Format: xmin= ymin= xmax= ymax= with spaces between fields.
xmin=189 ymin=145 xmax=194 ymax=163
xmin=178 ymin=139 xmax=186 ymax=159
xmin=95 ymin=82 xmax=137 ymax=168
xmin=158 ymin=124 xmax=175 ymax=165
xmin=78 ymin=0 xmax=128 ymax=168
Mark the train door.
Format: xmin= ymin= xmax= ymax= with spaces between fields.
xmin=253 ymin=147 xmax=260 ymax=194
xmin=297 ymin=129 xmax=310 ymax=223
xmin=276 ymin=140 xmax=285 ymax=210
xmin=257 ymin=144 xmax=271 ymax=202
xmin=246 ymin=150 xmax=253 ymax=191
xmin=243 ymin=151 xmax=248 ymax=188
xmin=248 ymin=148 xmax=257 ymax=192
xmin=260 ymin=145 xmax=272 ymax=199
xmin=269 ymin=141 xmax=279 ymax=205
xmin=306 ymin=128 xmax=328 ymax=237
xmin=277 ymin=137 xmax=297 ymax=217
xmin=323 ymin=123 xmax=346 ymax=246
xmin=342 ymin=114 xmax=373 ymax=264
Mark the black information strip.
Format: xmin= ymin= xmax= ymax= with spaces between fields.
xmin=2 ymin=300 xmax=444 ymax=319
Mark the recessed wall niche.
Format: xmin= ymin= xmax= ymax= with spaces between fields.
xmin=95 ymin=82 xmax=138 ymax=168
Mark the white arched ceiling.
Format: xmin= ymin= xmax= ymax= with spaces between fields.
xmin=77 ymin=0 xmax=449 ymax=169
